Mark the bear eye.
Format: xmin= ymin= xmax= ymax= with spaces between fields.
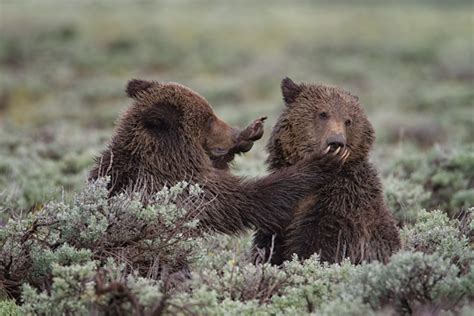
xmin=319 ymin=112 xmax=328 ymax=120
xmin=345 ymin=119 xmax=352 ymax=127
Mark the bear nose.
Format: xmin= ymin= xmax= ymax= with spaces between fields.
xmin=326 ymin=134 xmax=346 ymax=150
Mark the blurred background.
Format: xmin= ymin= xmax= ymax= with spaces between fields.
xmin=0 ymin=0 xmax=472 ymax=221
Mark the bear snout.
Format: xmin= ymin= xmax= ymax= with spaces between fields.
xmin=326 ymin=133 xmax=346 ymax=151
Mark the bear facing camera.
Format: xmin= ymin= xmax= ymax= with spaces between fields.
xmin=253 ymin=77 xmax=401 ymax=265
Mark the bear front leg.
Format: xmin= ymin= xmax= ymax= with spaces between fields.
xmin=234 ymin=116 xmax=267 ymax=153
xmin=368 ymin=216 xmax=401 ymax=263
xmin=211 ymin=117 xmax=266 ymax=170
xmin=283 ymin=208 xmax=348 ymax=264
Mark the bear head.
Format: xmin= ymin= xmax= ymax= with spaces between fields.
xmin=267 ymin=77 xmax=375 ymax=169
xmin=122 ymin=79 xmax=240 ymax=161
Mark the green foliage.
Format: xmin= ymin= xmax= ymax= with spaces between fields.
xmin=2 ymin=179 xmax=471 ymax=315
xmin=0 ymin=300 xmax=21 ymax=316
xmin=347 ymin=252 xmax=472 ymax=314
xmin=21 ymin=261 xmax=98 ymax=315
xmin=400 ymin=209 xmax=472 ymax=260
xmin=385 ymin=146 xmax=474 ymax=223
xmin=1 ymin=179 xmax=204 ymax=314
xmin=0 ymin=125 xmax=103 ymax=213
xmin=384 ymin=175 xmax=431 ymax=223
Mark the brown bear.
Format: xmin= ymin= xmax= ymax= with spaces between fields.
xmin=253 ymin=77 xmax=401 ymax=264
xmin=90 ymin=79 xmax=345 ymax=236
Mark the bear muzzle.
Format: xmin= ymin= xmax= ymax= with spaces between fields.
xmin=326 ymin=133 xmax=346 ymax=152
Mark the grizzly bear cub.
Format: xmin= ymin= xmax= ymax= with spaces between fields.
xmin=90 ymin=79 xmax=344 ymax=237
xmin=253 ymin=78 xmax=401 ymax=265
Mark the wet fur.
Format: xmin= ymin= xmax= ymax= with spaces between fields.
xmin=90 ymin=79 xmax=339 ymax=236
xmin=253 ymin=78 xmax=401 ymax=264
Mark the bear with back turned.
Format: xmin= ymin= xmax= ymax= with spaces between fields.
xmin=253 ymin=77 xmax=401 ymax=265
xmin=90 ymin=79 xmax=344 ymax=236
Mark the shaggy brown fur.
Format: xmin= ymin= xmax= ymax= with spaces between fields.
xmin=90 ymin=79 xmax=344 ymax=235
xmin=253 ymin=77 xmax=401 ymax=264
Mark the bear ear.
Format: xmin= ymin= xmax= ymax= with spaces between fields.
xmin=281 ymin=77 xmax=302 ymax=105
xmin=126 ymin=79 xmax=153 ymax=98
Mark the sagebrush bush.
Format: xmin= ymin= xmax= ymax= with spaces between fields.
xmin=383 ymin=175 xmax=431 ymax=223
xmin=1 ymin=177 xmax=472 ymax=315
xmin=0 ymin=300 xmax=20 ymax=316
xmin=0 ymin=125 xmax=101 ymax=213
xmin=400 ymin=209 xmax=472 ymax=261
xmin=1 ymin=178 xmax=205 ymax=314
xmin=347 ymin=252 xmax=472 ymax=314
xmin=175 ymin=207 xmax=472 ymax=315
xmin=385 ymin=145 xmax=474 ymax=222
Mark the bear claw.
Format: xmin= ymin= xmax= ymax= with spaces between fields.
xmin=211 ymin=116 xmax=267 ymax=170
xmin=240 ymin=116 xmax=267 ymax=142
xmin=341 ymin=149 xmax=350 ymax=163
